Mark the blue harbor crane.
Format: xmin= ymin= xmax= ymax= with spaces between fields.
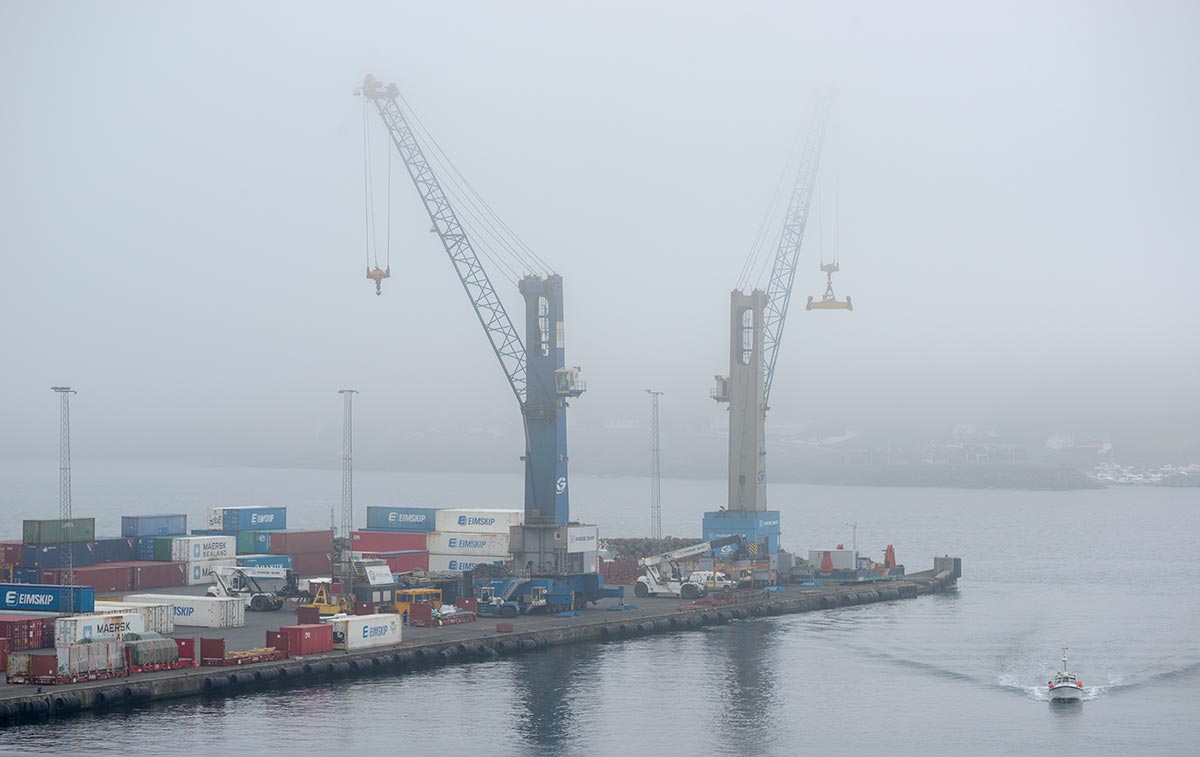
xmin=357 ymin=76 xmax=610 ymax=598
xmin=708 ymin=93 xmax=837 ymax=555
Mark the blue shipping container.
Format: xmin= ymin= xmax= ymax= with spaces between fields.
xmin=93 ymin=537 xmax=136 ymax=564
xmin=121 ymin=514 xmax=188 ymax=538
xmin=136 ymin=537 xmax=158 ymax=561
xmin=222 ymin=507 xmax=287 ymax=531
xmin=13 ymin=567 xmax=41 ymax=584
xmin=365 ymin=506 xmax=439 ymax=532
xmin=236 ymin=554 xmax=293 ymax=569
xmin=0 ymin=583 xmax=95 ymax=613
xmin=22 ymin=542 xmax=97 ymax=569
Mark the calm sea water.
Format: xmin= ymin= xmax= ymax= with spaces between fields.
xmin=1 ymin=460 xmax=1197 ymax=755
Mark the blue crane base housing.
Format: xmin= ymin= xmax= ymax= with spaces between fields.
xmin=702 ymin=510 xmax=782 ymax=556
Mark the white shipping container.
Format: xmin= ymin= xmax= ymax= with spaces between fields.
xmin=55 ymin=612 xmax=145 ymax=644
xmin=327 ymin=613 xmax=402 ymax=650
xmin=169 ymin=535 xmax=237 ymax=562
xmin=92 ymin=600 xmax=175 ymax=633
xmin=426 ymin=531 xmax=510 ymax=557
xmin=128 ymin=594 xmax=245 ymax=628
xmin=184 ymin=558 xmax=237 ymax=586
xmin=426 ymin=554 xmax=506 ymax=573
xmin=567 ymin=525 xmax=598 ymax=553
xmin=809 ymin=549 xmax=858 ymax=571
xmin=434 ymin=508 xmax=523 ymax=535
xmin=205 ymin=507 xmax=227 ymax=529
xmin=8 ymin=641 xmax=126 ymax=678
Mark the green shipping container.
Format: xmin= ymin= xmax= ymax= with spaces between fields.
xmin=152 ymin=537 xmax=176 ymax=562
xmin=23 ymin=517 xmax=96 ymax=545
xmin=125 ymin=637 xmax=178 ymax=666
xmin=236 ymin=531 xmax=261 ymax=555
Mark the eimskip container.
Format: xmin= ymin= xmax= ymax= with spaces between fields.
xmin=426 ymin=555 xmax=505 ymax=572
xmin=365 ymin=506 xmax=439 ymax=532
xmin=120 ymin=514 xmax=187 ymax=538
xmin=128 ymin=594 xmax=245 ymax=628
xmin=220 ymin=507 xmax=287 ymax=531
xmin=434 ymin=509 xmax=522 ymax=535
xmin=0 ymin=583 xmax=95 ymax=613
xmin=426 ymin=532 xmax=510 ymax=557
xmin=327 ymin=613 xmax=402 ymax=650
xmin=54 ymin=612 xmax=145 ymax=643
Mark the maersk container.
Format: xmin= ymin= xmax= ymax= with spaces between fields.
xmin=426 ymin=531 xmax=510 ymax=557
xmin=21 ymin=542 xmax=96 ymax=569
xmin=92 ymin=537 xmax=136 ymax=564
xmin=365 ymin=506 xmax=439 ymax=532
xmin=92 ymin=600 xmax=174 ymax=633
xmin=129 ymin=594 xmax=245 ymax=628
xmin=236 ymin=554 xmax=293 ymax=570
xmin=120 ymin=514 xmax=187 ymax=538
xmin=155 ymin=536 xmax=236 ymax=563
xmin=184 ymin=558 xmax=236 ymax=586
xmin=22 ymin=517 xmax=95 ymax=545
xmin=221 ymin=507 xmax=287 ymax=532
xmin=327 ymin=613 xmax=402 ymax=650
xmin=434 ymin=509 xmax=522 ymax=535
xmin=426 ymin=554 xmax=505 ymax=572
xmin=55 ymin=612 xmax=145 ymax=644
xmin=350 ymin=530 xmax=426 ymax=553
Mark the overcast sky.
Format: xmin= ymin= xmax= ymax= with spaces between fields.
xmin=1 ymin=1 xmax=1196 ymax=469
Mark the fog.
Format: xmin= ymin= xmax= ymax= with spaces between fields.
xmin=1 ymin=1 xmax=1197 ymax=475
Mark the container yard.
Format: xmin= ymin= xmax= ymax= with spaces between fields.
xmin=0 ymin=503 xmax=961 ymax=727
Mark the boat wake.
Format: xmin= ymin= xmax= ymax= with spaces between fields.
xmin=996 ymin=672 xmax=1116 ymax=701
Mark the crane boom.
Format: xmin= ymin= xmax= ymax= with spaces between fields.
xmin=761 ymin=93 xmax=833 ymax=405
xmin=360 ymin=75 xmax=527 ymax=405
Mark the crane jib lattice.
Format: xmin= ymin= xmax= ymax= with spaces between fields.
xmin=364 ymin=80 xmax=528 ymax=406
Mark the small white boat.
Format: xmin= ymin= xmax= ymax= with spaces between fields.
xmin=1047 ymin=646 xmax=1084 ymax=702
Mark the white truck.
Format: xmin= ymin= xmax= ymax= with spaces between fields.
xmin=206 ymin=566 xmax=300 ymax=611
xmin=634 ymin=535 xmax=748 ymax=599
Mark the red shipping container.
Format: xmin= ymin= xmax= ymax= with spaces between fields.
xmin=350 ymin=530 xmax=426 ymax=553
xmin=0 ymin=615 xmax=55 ymax=652
xmin=266 ymin=630 xmax=287 ymax=652
xmin=269 ymin=530 xmax=334 ymax=555
xmin=381 ymin=551 xmax=429 ymax=573
xmin=0 ymin=541 xmax=22 ymax=565
xmin=40 ymin=564 xmax=134 ymax=593
xmin=127 ymin=561 xmax=187 ymax=589
xmin=290 ymin=552 xmax=332 ymax=576
xmin=0 ymin=637 xmax=8 ymax=672
xmin=279 ymin=623 xmax=333 ymax=656
xmin=175 ymin=637 xmax=195 ymax=662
